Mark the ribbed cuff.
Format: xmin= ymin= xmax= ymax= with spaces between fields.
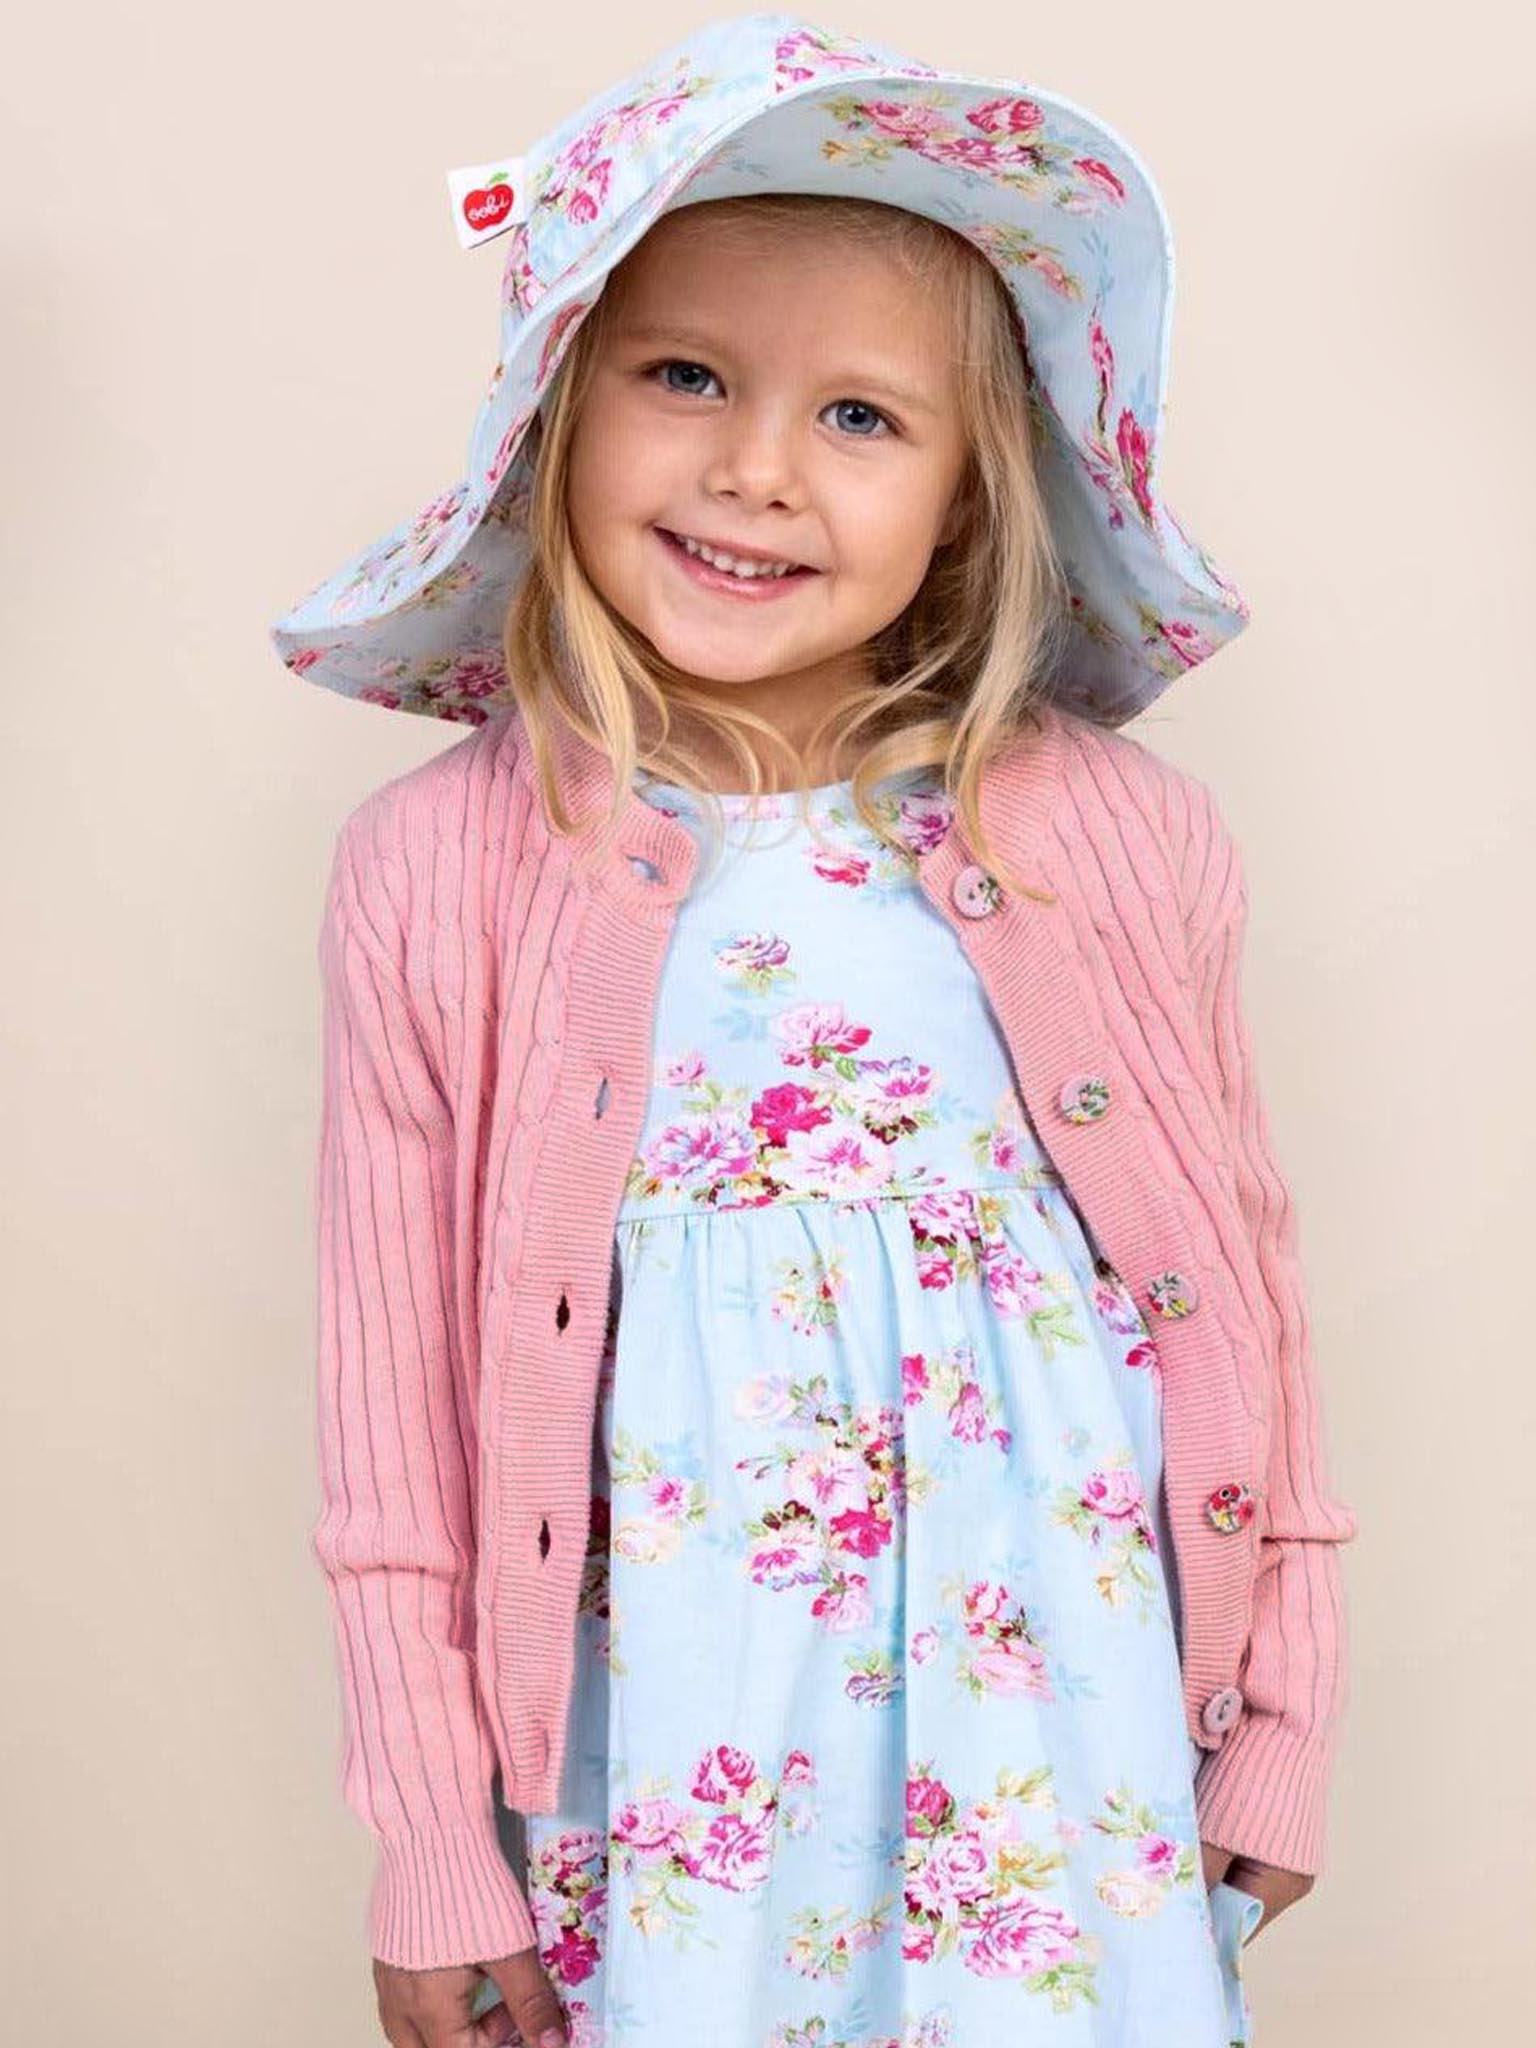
xmin=367 ymin=1819 xmax=540 ymax=1970
xmin=1193 ymin=1708 xmax=1334 ymax=1876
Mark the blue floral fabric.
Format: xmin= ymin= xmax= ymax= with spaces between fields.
xmin=477 ymin=767 xmax=1263 ymax=2044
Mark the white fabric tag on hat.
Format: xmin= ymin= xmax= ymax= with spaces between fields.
xmin=445 ymin=157 xmax=530 ymax=249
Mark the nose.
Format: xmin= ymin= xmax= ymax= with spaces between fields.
xmin=701 ymin=404 xmax=806 ymax=512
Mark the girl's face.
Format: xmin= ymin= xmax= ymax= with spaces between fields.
xmin=564 ymin=207 xmax=970 ymax=724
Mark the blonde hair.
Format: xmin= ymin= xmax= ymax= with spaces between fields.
xmin=501 ymin=192 xmax=1079 ymax=898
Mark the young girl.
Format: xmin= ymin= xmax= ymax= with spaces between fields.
xmin=274 ymin=15 xmax=1358 ymax=2047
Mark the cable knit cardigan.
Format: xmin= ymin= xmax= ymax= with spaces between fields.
xmin=311 ymin=697 xmax=1358 ymax=1970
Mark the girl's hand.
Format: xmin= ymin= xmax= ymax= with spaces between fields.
xmin=1200 ymin=1838 xmax=1314 ymax=1937
xmin=373 ymin=1943 xmax=569 ymax=2047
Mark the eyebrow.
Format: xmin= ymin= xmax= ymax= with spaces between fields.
xmin=612 ymin=320 xmax=941 ymax=417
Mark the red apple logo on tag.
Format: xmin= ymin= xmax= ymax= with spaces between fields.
xmin=463 ymin=179 xmax=515 ymax=234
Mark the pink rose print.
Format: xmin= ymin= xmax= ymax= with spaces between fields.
xmin=829 ymin=1503 xmax=891 ymax=1558
xmin=809 ymin=1572 xmax=874 ymax=1631
xmin=876 ymin=1347 xmax=1015 ymax=1507
xmin=776 ymin=1112 xmax=899 ymax=1198
xmin=537 ymin=75 xmax=702 ymax=248
xmin=907 ymin=1769 xmax=956 ymax=1833
xmin=1116 ymin=407 xmax=1155 ymax=525
xmin=931 ymin=1577 xmax=1054 ymax=1702
xmin=773 ymin=1002 xmax=874 ymax=1070
xmin=717 ymin=930 xmax=794 ymax=994
xmin=822 ymin=91 xmax=1125 ymax=239
xmin=642 ymin=1105 xmax=758 ymax=1192
xmin=965 ymin=1895 xmax=1084 ymax=1978
xmin=893 ymin=786 xmax=956 ymax=856
xmin=774 ymin=26 xmax=931 ymax=86
xmin=810 ymin=844 xmax=873 ymax=888
xmin=1077 ymin=155 xmax=1128 ymax=202
xmin=1079 ymin=305 xmax=1162 ymax=532
xmin=1091 ymin=319 xmax=1116 ymax=386
xmin=907 ymin=1830 xmax=994 ymax=1914
xmin=607 ymin=1434 xmax=707 ymax=1568
xmin=689 ymin=1807 xmax=776 ymax=1892
xmin=1150 ymin=614 xmax=1223 ymax=671
xmin=605 ymin=1741 xmax=798 ymax=1937
xmin=612 ymin=1793 xmax=691 ymax=1856
xmin=967 ymin=95 xmax=1046 ymax=137
xmin=525 ymin=1825 xmax=608 ymax=1990
xmin=853 ymin=1056 xmax=936 ymax=1141
xmin=948 ymin=1379 xmax=989 ymax=1445
xmin=1091 ymin=1785 xmax=1200 ymax=1916
xmin=544 ymin=1917 xmax=601 ymax=1988
xmin=565 ymin=157 xmax=612 ymax=225
xmin=1080 ymin=1465 xmax=1157 ymax=1545
xmin=748 ymin=1508 xmax=823 ymax=1590
xmin=692 ymin=1742 xmax=759 ymax=1803
xmin=645 ymin=1474 xmax=689 ymax=1521
xmin=908 ymin=1190 xmax=1085 ymax=1354
xmin=752 ymin=1081 xmax=832 ymax=1149
xmin=900 ymin=1761 xmax=1098 ymax=2005
xmin=1053 ymin=1462 xmax=1163 ymax=1615
xmin=735 ymin=1371 xmax=904 ymax=1634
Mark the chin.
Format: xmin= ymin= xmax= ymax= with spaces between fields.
xmin=638 ymin=626 xmax=796 ymax=687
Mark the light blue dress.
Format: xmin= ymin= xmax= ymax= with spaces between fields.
xmin=477 ymin=767 xmax=1263 ymax=2046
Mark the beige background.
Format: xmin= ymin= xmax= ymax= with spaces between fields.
xmin=4 ymin=1 xmax=1532 ymax=2039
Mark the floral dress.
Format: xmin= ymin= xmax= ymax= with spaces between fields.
xmin=474 ymin=767 xmax=1264 ymax=2047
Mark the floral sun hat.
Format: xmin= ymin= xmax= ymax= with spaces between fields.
xmin=269 ymin=9 xmax=1248 ymax=730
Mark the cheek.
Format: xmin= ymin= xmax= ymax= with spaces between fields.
xmin=565 ymin=447 xmax=634 ymax=603
xmin=566 ymin=421 xmax=621 ymax=535
xmin=572 ymin=424 xmax=675 ymax=548
xmin=835 ymin=476 xmax=949 ymax=584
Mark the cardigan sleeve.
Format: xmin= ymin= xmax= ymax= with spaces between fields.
xmin=310 ymin=815 xmax=539 ymax=1970
xmin=1176 ymin=780 xmax=1360 ymax=1877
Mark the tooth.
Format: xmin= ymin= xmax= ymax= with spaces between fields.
xmin=676 ymin=532 xmax=796 ymax=577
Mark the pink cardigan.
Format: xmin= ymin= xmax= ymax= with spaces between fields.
xmin=313 ymin=698 xmax=1357 ymax=1969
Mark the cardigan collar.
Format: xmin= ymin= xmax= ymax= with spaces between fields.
xmin=510 ymin=699 xmax=1073 ymax=918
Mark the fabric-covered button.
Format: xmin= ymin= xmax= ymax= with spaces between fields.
xmin=1201 ymin=1685 xmax=1244 ymax=1738
xmin=1146 ymin=1270 xmax=1200 ymax=1318
xmin=1058 ymin=1073 xmax=1111 ymax=1124
xmin=1205 ymin=1481 xmax=1257 ymax=1534
xmin=951 ymin=862 xmax=1002 ymax=918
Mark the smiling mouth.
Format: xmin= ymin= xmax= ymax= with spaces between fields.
xmin=655 ymin=526 xmax=819 ymax=583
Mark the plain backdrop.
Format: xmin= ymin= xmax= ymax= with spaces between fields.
xmin=4 ymin=2 xmax=1533 ymax=2040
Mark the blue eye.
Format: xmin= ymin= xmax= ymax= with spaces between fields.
xmin=649 ymin=360 xmax=894 ymax=438
xmin=825 ymin=398 xmax=890 ymax=439
xmin=657 ymin=360 xmax=720 ymax=397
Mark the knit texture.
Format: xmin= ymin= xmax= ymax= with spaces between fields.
xmin=312 ymin=699 xmax=1358 ymax=1969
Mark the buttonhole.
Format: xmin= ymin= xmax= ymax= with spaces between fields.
xmin=555 ymin=1290 xmax=571 ymax=1333
xmin=537 ymin=1516 xmax=551 ymax=1561
xmin=594 ymin=1073 xmax=611 ymax=1119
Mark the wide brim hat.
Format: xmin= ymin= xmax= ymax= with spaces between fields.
xmin=269 ymin=9 xmax=1248 ymax=730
